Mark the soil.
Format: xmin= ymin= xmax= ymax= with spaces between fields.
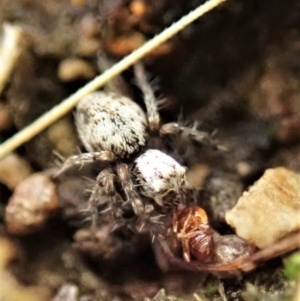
xmin=0 ymin=0 xmax=299 ymax=300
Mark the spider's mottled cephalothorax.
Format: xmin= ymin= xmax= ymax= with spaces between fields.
xmin=58 ymin=63 xmax=216 ymax=229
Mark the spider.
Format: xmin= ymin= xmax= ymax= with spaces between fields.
xmin=58 ymin=63 xmax=218 ymax=228
xmin=57 ymin=62 xmax=300 ymax=275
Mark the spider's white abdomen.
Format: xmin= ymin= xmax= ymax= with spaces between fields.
xmin=133 ymin=149 xmax=186 ymax=206
xmin=76 ymin=92 xmax=149 ymax=158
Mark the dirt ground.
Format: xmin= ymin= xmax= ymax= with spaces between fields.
xmin=0 ymin=0 xmax=300 ymax=300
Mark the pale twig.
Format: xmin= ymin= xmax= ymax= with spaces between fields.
xmin=0 ymin=0 xmax=227 ymax=159
xmin=0 ymin=23 xmax=23 ymax=94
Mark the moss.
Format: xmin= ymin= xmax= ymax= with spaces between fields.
xmin=283 ymin=251 xmax=300 ymax=280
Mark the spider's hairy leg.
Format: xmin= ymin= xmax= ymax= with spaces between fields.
xmin=90 ymin=168 xmax=123 ymax=226
xmin=117 ymin=163 xmax=144 ymax=216
xmin=160 ymin=122 xmax=225 ymax=151
xmin=57 ymin=151 xmax=116 ymax=176
xmin=134 ymin=62 xmax=160 ymax=133
xmin=152 ymin=233 xmax=176 ymax=272
xmin=138 ymin=204 xmax=165 ymax=241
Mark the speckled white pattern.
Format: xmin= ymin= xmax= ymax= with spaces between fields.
xmin=76 ymin=92 xmax=149 ymax=158
xmin=133 ymin=149 xmax=186 ymax=206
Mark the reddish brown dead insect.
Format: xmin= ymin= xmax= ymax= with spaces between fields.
xmin=154 ymin=205 xmax=300 ymax=275
xmin=173 ymin=206 xmax=214 ymax=262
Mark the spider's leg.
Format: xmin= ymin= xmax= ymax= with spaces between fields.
xmin=92 ymin=168 xmax=123 ymax=227
xmin=160 ymin=123 xmax=226 ymax=151
xmin=56 ymin=151 xmax=116 ymax=176
xmin=152 ymin=234 xmax=174 ymax=272
xmin=137 ymin=204 xmax=165 ymax=240
xmin=117 ymin=163 xmax=144 ymax=216
xmin=134 ymin=62 xmax=160 ymax=133
xmin=87 ymin=184 xmax=108 ymax=209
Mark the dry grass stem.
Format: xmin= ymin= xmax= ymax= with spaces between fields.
xmin=0 ymin=23 xmax=23 ymax=94
xmin=0 ymin=0 xmax=227 ymax=159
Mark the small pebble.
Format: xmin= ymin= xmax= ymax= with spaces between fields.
xmin=5 ymin=173 xmax=59 ymax=235
xmin=75 ymin=37 xmax=101 ymax=57
xmin=106 ymin=33 xmax=145 ymax=56
xmin=58 ymin=58 xmax=96 ymax=82
xmin=130 ymin=0 xmax=147 ymax=17
xmin=71 ymin=0 xmax=86 ymax=7
xmin=78 ymin=15 xmax=100 ymax=38
xmin=213 ymin=234 xmax=253 ymax=264
xmin=186 ymin=164 xmax=210 ymax=189
xmin=0 ymin=102 xmax=13 ymax=130
xmin=0 ymin=153 xmax=33 ymax=190
xmin=52 ymin=284 xmax=78 ymax=301
xmin=226 ymin=167 xmax=300 ymax=248
xmin=47 ymin=117 xmax=79 ymax=157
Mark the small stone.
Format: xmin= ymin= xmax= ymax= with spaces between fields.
xmin=106 ymin=33 xmax=145 ymax=56
xmin=47 ymin=117 xmax=79 ymax=157
xmin=58 ymin=58 xmax=96 ymax=82
xmin=76 ymin=37 xmax=101 ymax=57
xmin=5 ymin=173 xmax=59 ymax=235
xmin=226 ymin=167 xmax=300 ymax=248
xmin=186 ymin=164 xmax=210 ymax=189
xmin=70 ymin=0 xmax=86 ymax=7
xmin=0 ymin=102 xmax=13 ymax=130
xmin=130 ymin=0 xmax=147 ymax=17
xmin=0 ymin=153 xmax=33 ymax=190
xmin=52 ymin=284 xmax=78 ymax=301
xmin=213 ymin=235 xmax=253 ymax=264
xmin=78 ymin=15 xmax=100 ymax=38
